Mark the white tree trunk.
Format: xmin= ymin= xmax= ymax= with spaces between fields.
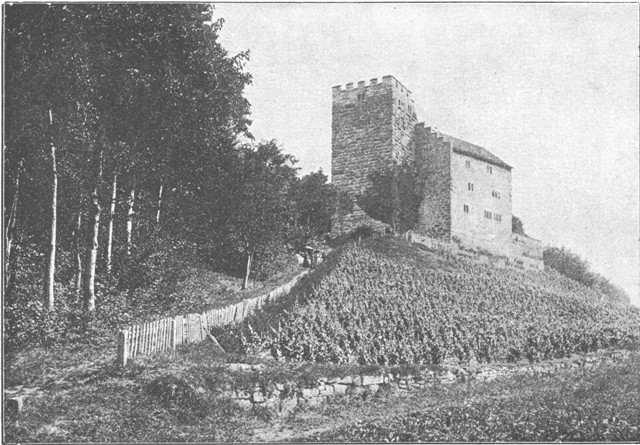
xmin=43 ymin=110 xmax=57 ymax=312
xmin=5 ymin=167 xmax=20 ymax=290
xmin=126 ymin=186 xmax=135 ymax=256
xmin=155 ymin=183 xmax=163 ymax=225
xmin=83 ymin=151 xmax=102 ymax=318
xmin=74 ymin=209 xmax=82 ymax=299
xmin=106 ymin=173 xmax=117 ymax=273
xmin=243 ymin=251 xmax=253 ymax=290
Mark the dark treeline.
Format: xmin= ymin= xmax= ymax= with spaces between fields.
xmin=3 ymin=4 xmax=335 ymax=349
xmin=543 ymin=246 xmax=630 ymax=305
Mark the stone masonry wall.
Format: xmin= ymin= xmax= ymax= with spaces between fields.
xmin=391 ymin=79 xmax=418 ymax=164
xmin=208 ymin=349 xmax=631 ymax=417
xmin=415 ymin=125 xmax=452 ymax=239
xmin=510 ymin=233 xmax=544 ymax=270
xmin=331 ymin=76 xmax=418 ymax=236
xmin=450 ymin=151 xmax=513 ymax=250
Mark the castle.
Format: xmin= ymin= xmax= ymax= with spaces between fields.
xmin=331 ymin=75 xmax=543 ymax=268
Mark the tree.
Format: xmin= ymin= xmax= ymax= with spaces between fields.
xmin=4 ymin=4 xmax=253 ymax=320
xmin=215 ymin=141 xmax=298 ymax=289
xmin=543 ymin=246 xmax=594 ymax=287
xmin=294 ymin=170 xmax=336 ymax=236
xmin=512 ymin=216 xmax=525 ymax=235
xmin=43 ymin=110 xmax=58 ymax=311
xmin=358 ymin=160 xmax=425 ymax=233
xmin=5 ymin=4 xmax=98 ymax=310
xmin=543 ymin=246 xmax=631 ymax=304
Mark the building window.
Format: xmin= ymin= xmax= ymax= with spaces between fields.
xmin=465 ymin=160 xmax=471 ymax=168
xmin=494 ymin=213 xmax=502 ymax=222
xmin=487 ymin=165 xmax=493 ymax=174
xmin=468 ymin=182 xmax=474 ymax=191
xmin=463 ymin=204 xmax=469 ymax=213
xmin=484 ymin=210 xmax=492 ymax=219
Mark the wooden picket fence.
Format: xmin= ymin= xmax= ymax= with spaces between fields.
xmin=117 ymin=270 xmax=309 ymax=366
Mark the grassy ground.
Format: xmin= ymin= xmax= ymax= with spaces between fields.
xmin=3 ymin=262 xmax=306 ymax=438
xmin=293 ymin=351 xmax=640 ymax=442
xmin=129 ymin=261 xmax=305 ymax=319
xmin=5 ymin=260 xmax=304 ymax=364
xmin=4 ymin=345 xmax=640 ymax=442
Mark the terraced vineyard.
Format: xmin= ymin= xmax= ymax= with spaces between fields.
xmin=222 ymin=238 xmax=640 ymax=365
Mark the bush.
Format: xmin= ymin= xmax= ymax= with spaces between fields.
xmin=543 ymin=246 xmax=630 ymax=304
xmin=351 ymin=226 xmax=376 ymax=241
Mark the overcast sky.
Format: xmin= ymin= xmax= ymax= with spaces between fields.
xmin=215 ymin=3 xmax=640 ymax=306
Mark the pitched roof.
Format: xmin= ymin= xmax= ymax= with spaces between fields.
xmin=439 ymin=133 xmax=512 ymax=170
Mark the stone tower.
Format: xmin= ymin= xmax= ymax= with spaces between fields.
xmin=331 ymin=75 xmax=418 ymax=235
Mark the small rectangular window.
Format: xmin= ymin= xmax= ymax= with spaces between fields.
xmin=468 ymin=182 xmax=474 ymax=191
xmin=487 ymin=165 xmax=493 ymax=174
xmin=463 ymin=204 xmax=469 ymax=213
xmin=465 ymin=160 xmax=471 ymax=168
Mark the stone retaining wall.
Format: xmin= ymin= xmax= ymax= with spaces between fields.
xmin=212 ymin=349 xmax=632 ymax=416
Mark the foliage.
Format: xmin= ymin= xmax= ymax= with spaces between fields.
xmin=207 ymin=141 xmax=299 ymax=286
xmin=294 ymin=170 xmax=336 ymax=237
xmin=591 ymin=275 xmax=631 ymax=305
xmin=512 ymin=215 xmax=525 ymax=235
xmin=4 ymin=3 xmax=253 ymax=320
xmin=543 ymin=246 xmax=592 ymax=285
xmin=544 ymin=246 xmax=630 ymax=304
xmin=225 ymin=239 xmax=640 ymax=365
xmin=357 ymin=160 xmax=425 ymax=232
xmin=351 ymin=226 xmax=376 ymax=241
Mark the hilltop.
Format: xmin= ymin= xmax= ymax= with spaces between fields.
xmin=220 ymin=236 xmax=640 ymax=365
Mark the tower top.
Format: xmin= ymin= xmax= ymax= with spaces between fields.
xmin=332 ymin=75 xmax=414 ymax=102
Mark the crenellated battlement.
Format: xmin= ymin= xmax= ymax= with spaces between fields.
xmin=332 ymin=75 xmax=415 ymax=102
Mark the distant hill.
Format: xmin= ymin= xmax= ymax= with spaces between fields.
xmin=221 ymin=237 xmax=640 ymax=365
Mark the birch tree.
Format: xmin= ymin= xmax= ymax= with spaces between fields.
xmin=43 ymin=110 xmax=58 ymax=311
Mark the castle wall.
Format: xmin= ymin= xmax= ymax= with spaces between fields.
xmin=391 ymin=79 xmax=418 ymax=164
xmin=415 ymin=126 xmax=452 ymax=239
xmin=511 ymin=233 xmax=544 ymax=269
xmin=331 ymin=76 xmax=417 ymax=236
xmin=450 ymin=151 xmax=513 ymax=254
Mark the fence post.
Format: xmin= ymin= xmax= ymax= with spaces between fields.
xmin=118 ymin=330 xmax=129 ymax=367
xmin=172 ymin=316 xmax=177 ymax=349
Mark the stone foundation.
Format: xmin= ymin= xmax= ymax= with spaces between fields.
xmin=213 ymin=349 xmax=631 ymax=416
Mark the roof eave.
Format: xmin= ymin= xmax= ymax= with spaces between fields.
xmin=452 ymin=147 xmax=512 ymax=171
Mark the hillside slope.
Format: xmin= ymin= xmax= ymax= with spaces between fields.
xmin=221 ymin=237 xmax=640 ymax=365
